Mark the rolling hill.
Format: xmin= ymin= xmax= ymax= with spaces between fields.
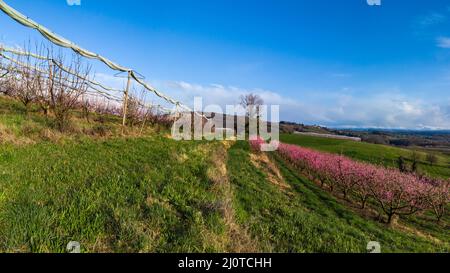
xmin=0 ymin=96 xmax=448 ymax=252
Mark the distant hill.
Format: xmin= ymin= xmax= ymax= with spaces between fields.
xmin=280 ymin=121 xmax=333 ymax=135
xmin=332 ymin=128 xmax=450 ymax=152
xmin=278 ymin=120 xmax=450 ymax=153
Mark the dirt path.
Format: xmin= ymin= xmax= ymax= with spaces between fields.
xmin=206 ymin=141 xmax=259 ymax=252
xmin=250 ymin=151 xmax=292 ymax=194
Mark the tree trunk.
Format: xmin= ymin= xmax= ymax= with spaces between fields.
xmin=387 ymin=214 xmax=393 ymax=225
xmin=361 ymin=199 xmax=367 ymax=209
xmin=387 ymin=213 xmax=398 ymax=227
xmin=24 ymin=103 xmax=30 ymax=116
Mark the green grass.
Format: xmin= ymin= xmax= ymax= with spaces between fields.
xmin=227 ymin=141 xmax=449 ymax=253
xmin=0 ymin=95 xmax=238 ymax=253
xmin=280 ymin=133 xmax=450 ymax=179
xmin=0 ymin=137 xmax=232 ymax=252
xmin=0 ymin=95 xmax=164 ymax=145
xmin=0 ymin=95 xmax=448 ymax=253
xmin=1 ymin=136 xmax=447 ymax=253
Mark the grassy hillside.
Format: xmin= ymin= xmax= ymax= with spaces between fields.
xmin=228 ymin=142 xmax=448 ymax=253
xmin=280 ymin=133 xmax=450 ymax=179
xmin=0 ymin=95 xmax=164 ymax=145
xmin=0 ymin=137 xmax=241 ymax=252
xmin=0 ymin=96 xmax=241 ymax=252
xmin=0 ymin=96 xmax=448 ymax=253
xmin=0 ymin=137 xmax=447 ymax=253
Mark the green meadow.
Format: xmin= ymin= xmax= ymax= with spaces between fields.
xmin=0 ymin=96 xmax=448 ymax=252
xmin=280 ymin=133 xmax=450 ymax=179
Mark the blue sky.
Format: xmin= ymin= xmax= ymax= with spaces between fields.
xmin=1 ymin=0 xmax=450 ymax=129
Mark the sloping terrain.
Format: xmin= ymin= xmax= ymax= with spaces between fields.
xmin=281 ymin=133 xmax=450 ymax=179
xmin=0 ymin=96 xmax=448 ymax=253
xmin=0 ymin=137 xmax=236 ymax=252
xmin=228 ymin=142 xmax=448 ymax=253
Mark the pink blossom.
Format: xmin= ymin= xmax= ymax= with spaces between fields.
xmin=272 ymin=141 xmax=449 ymax=224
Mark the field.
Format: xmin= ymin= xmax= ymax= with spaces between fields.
xmin=229 ymin=142 xmax=448 ymax=252
xmin=281 ymin=133 xmax=450 ymax=179
xmin=1 ymin=0 xmax=448 ymax=256
xmin=0 ymin=96 xmax=448 ymax=252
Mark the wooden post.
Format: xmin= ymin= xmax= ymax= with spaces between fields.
xmin=122 ymin=71 xmax=132 ymax=130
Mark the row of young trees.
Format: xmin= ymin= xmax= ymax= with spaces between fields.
xmin=0 ymin=45 xmax=95 ymax=131
xmin=0 ymin=44 xmax=172 ymax=131
xmin=250 ymin=139 xmax=449 ymax=225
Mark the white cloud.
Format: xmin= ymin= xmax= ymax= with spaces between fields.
xmin=318 ymin=93 xmax=450 ymax=129
xmin=164 ymin=80 xmax=300 ymax=109
xmin=86 ymin=75 xmax=450 ymax=129
xmin=162 ymin=80 xmax=327 ymax=122
xmin=437 ymin=37 xmax=450 ymax=48
xmin=163 ymin=81 xmax=450 ymax=129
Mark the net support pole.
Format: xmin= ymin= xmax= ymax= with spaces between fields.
xmin=122 ymin=71 xmax=132 ymax=130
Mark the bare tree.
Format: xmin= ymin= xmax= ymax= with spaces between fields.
xmin=0 ymin=62 xmax=14 ymax=96
xmin=93 ymin=99 xmax=122 ymax=121
xmin=124 ymin=95 xmax=140 ymax=127
xmin=79 ymin=95 xmax=93 ymax=123
xmin=240 ymin=93 xmax=264 ymax=119
xmin=139 ymin=105 xmax=156 ymax=135
xmin=124 ymin=88 xmax=149 ymax=127
xmin=0 ymin=56 xmax=8 ymax=91
xmin=239 ymin=93 xmax=264 ymax=135
xmin=42 ymin=51 xmax=91 ymax=131
xmin=7 ymin=49 xmax=41 ymax=113
xmin=2 ymin=41 xmax=174 ymax=135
